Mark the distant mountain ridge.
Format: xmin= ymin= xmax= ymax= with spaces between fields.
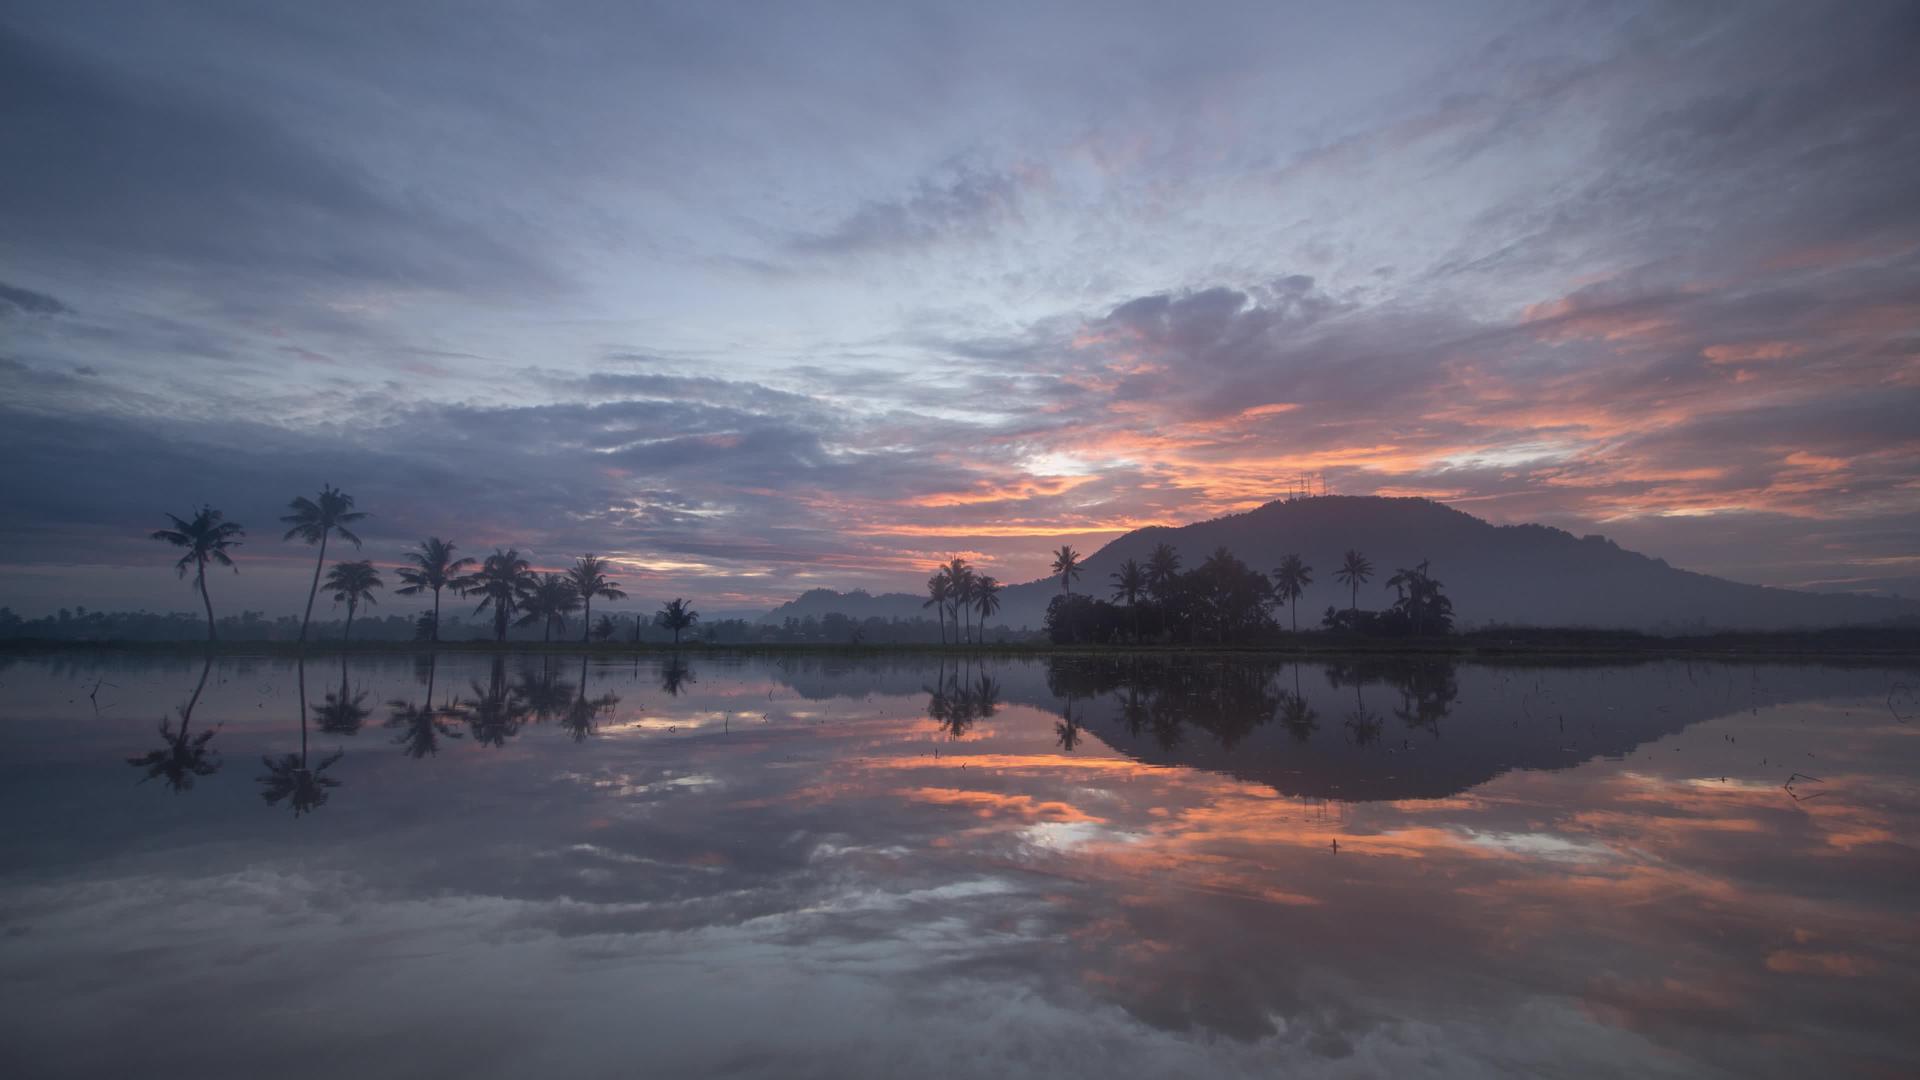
xmin=762 ymin=496 xmax=1920 ymax=632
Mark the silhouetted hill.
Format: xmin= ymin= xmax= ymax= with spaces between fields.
xmin=759 ymin=588 xmax=931 ymax=624
xmin=764 ymin=497 xmax=1919 ymax=632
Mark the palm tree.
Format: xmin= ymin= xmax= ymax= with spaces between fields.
xmin=657 ymin=598 xmax=698 ymax=645
xmin=1334 ymin=549 xmax=1374 ymax=615
xmin=1145 ymin=543 xmax=1182 ymax=598
xmin=973 ymin=575 xmax=1002 ymax=641
xmin=923 ymin=569 xmax=951 ymax=645
xmin=518 ymin=572 xmax=580 ymax=643
xmin=1111 ymin=558 xmax=1146 ymax=642
xmin=945 ymin=557 xmax=975 ymax=644
xmin=1272 ymin=553 xmax=1313 ymax=632
xmin=592 ymin=614 xmax=618 ymax=641
xmin=1051 ymin=545 xmax=1082 ymax=595
xmin=567 ymin=554 xmax=628 ymax=644
xmin=387 ymin=656 xmax=463 ymax=759
xmin=455 ymin=548 xmax=536 ymax=642
xmin=314 ymin=656 xmax=373 ymax=735
xmin=150 ymin=506 xmax=244 ymax=640
xmin=394 ymin=538 xmax=473 ymax=643
xmin=281 ymin=484 xmax=367 ymax=645
xmin=323 ymin=559 xmax=383 ymax=643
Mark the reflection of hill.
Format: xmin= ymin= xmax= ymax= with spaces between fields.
xmin=1039 ymin=657 xmax=1874 ymax=801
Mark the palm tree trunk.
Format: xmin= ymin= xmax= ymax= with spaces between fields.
xmin=297 ymin=658 xmax=309 ymax=762
xmin=299 ymin=533 xmax=329 ymax=644
xmin=343 ymin=600 xmax=355 ymax=643
xmin=431 ymin=587 xmax=441 ymax=643
xmin=196 ymin=558 xmax=217 ymax=641
xmin=582 ymin=596 xmax=592 ymax=644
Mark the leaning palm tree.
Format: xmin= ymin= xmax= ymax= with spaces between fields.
xmin=1334 ymin=549 xmax=1374 ymax=616
xmin=923 ymin=569 xmax=952 ymax=645
xmin=281 ymin=484 xmax=367 ymax=644
xmin=1272 ymin=553 xmax=1314 ymax=632
xmin=567 ymin=554 xmax=628 ymax=644
xmin=323 ymin=559 xmax=383 ymax=643
xmin=1051 ymin=545 xmax=1083 ymax=595
xmin=656 ymin=598 xmax=698 ymax=645
xmin=150 ymin=506 xmax=244 ymax=640
xmin=973 ymin=575 xmax=1002 ymax=641
xmin=945 ymin=557 xmax=975 ymax=644
xmin=456 ymin=548 xmax=537 ymax=642
xmin=1145 ymin=543 xmax=1181 ymax=598
xmin=394 ymin=537 xmax=474 ymax=643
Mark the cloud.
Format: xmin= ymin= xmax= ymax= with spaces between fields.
xmin=0 ymin=280 xmax=71 ymax=316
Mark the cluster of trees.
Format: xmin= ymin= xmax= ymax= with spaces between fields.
xmin=1039 ymin=543 xmax=1453 ymax=645
xmin=150 ymin=486 xmax=702 ymax=645
xmin=920 ymin=557 xmax=1004 ymax=644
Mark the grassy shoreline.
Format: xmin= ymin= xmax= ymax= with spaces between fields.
xmin=4 ymin=627 xmax=1916 ymax=663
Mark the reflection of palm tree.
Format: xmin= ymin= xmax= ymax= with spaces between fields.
xmin=394 ymin=537 xmax=474 ymax=643
xmin=567 ymin=554 xmax=628 ymax=644
xmin=515 ymin=658 xmax=575 ymax=722
xmin=313 ymin=656 xmax=372 ymax=735
xmin=323 ymin=559 xmax=383 ymax=643
xmin=387 ymin=654 xmax=463 ymax=758
xmin=560 ymin=655 xmax=620 ymax=741
xmin=1341 ymin=675 xmax=1380 ymax=747
xmin=1334 ymin=549 xmax=1373 ymax=616
xmin=258 ymin=659 xmax=344 ymax=815
xmin=281 ymin=484 xmax=367 ymax=645
xmin=1054 ymin=695 xmax=1082 ymax=751
xmin=1280 ymin=692 xmax=1319 ymax=743
xmin=463 ymin=655 xmax=530 ymax=747
xmin=150 ymin=507 xmax=244 ymax=640
xmin=658 ymin=655 xmax=695 ymax=696
xmin=127 ymin=656 xmax=220 ymax=790
xmin=1051 ymin=545 xmax=1082 ymax=595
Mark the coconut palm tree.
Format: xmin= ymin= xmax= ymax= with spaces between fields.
xmin=923 ymin=569 xmax=952 ymax=645
xmin=281 ymin=485 xmax=367 ymax=645
xmin=150 ymin=506 xmax=244 ymax=641
xmin=394 ymin=538 xmax=474 ymax=643
xmin=1145 ymin=543 xmax=1182 ymax=599
xmin=313 ymin=656 xmax=373 ymax=736
xmin=517 ymin=572 xmax=580 ymax=643
xmin=1051 ymin=545 xmax=1082 ymax=595
xmin=567 ymin=554 xmax=628 ymax=644
xmin=1334 ymin=549 xmax=1374 ymax=616
xmin=945 ymin=557 xmax=975 ymax=644
xmin=456 ymin=548 xmax=537 ymax=642
xmin=387 ymin=655 xmax=463 ymax=759
xmin=972 ymin=575 xmax=1002 ymax=641
xmin=323 ymin=559 xmax=383 ymax=643
xmin=1272 ymin=553 xmax=1313 ymax=632
xmin=657 ymin=598 xmax=698 ymax=645
xmin=1111 ymin=558 xmax=1147 ymax=642
xmin=592 ymin=614 xmax=618 ymax=641
xmin=560 ymin=655 xmax=621 ymax=742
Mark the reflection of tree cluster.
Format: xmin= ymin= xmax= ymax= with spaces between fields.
xmin=924 ymin=657 xmax=1000 ymax=738
xmin=1038 ymin=655 xmax=1458 ymax=753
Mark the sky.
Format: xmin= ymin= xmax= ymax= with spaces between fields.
xmin=2 ymin=0 xmax=1917 ymax=618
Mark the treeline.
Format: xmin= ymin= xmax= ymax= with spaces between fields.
xmin=1038 ymin=543 xmax=1454 ymax=645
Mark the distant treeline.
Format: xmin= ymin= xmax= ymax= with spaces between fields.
xmin=0 ymin=606 xmax=1042 ymax=646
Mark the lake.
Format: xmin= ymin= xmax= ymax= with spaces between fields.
xmin=2 ymin=651 xmax=1916 ymax=1078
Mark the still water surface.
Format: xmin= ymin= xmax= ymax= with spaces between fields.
xmin=2 ymin=652 xmax=1916 ymax=1078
